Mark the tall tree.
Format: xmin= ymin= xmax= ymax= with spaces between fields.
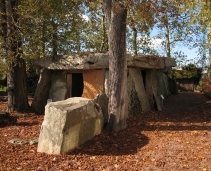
xmin=180 ymin=0 xmax=211 ymax=66
xmin=103 ymin=0 xmax=128 ymax=132
xmin=154 ymin=0 xmax=192 ymax=58
xmin=0 ymin=0 xmax=28 ymax=111
xmin=17 ymin=0 xmax=85 ymax=56
xmin=82 ymin=1 xmax=108 ymax=51
xmin=127 ymin=0 xmax=155 ymax=55
xmin=18 ymin=0 xmax=85 ymax=112
xmin=132 ymin=0 xmax=200 ymax=61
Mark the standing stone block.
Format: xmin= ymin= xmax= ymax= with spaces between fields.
xmin=104 ymin=69 xmax=109 ymax=97
xmin=157 ymin=71 xmax=171 ymax=98
xmin=48 ymin=70 xmax=67 ymax=102
xmin=151 ymin=70 xmax=162 ymax=111
xmin=163 ymin=57 xmax=176 ymax=67
xmin=32 ymin=68 xmax=53 ymax=114
xmin=94 ymin=93 xmax=108 ymax=125
xmin=145 ymin=70 xmax=155 ymax=109
xmin=127 ymin=68 xmax=151 ymax=116
xmin=37 ymin=97 xmax=103 ymax=154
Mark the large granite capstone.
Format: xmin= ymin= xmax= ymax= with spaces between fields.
xmin=37 ymin=97 xmax=103 ymax=154
xmin=34 ymin=53 xmax=176 ymax=70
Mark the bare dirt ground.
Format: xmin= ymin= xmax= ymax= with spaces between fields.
xmin=0 ymin=92 xmax=211 ymax=171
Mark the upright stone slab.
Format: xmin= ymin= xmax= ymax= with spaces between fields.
xmin=157 ymin=71 xmax=171 ymax=98
xmin=163 ymin=57 xmax=176 ymax=67
xmin=127 ymin=68 xmax=151 ymax=116
xmin=32 ymin=68 xmax=53 ymax=114
xmin=104 ymin=69 xmax=109 ymax=97
xmin=37 ymin=97 xmax=103 ymax=154
xmin=94 ymin=93 xmax=108 ymax=125
xmin=145 ymin=70 xmax=155 ymax=109
xmin=151 ymin=70 xmax=162 ymax=111
xmin=48 ymin=70 xmax=67 ymax=101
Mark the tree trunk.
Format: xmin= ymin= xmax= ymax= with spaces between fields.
xmin=4 ymin=0 xmax=29 ymax=111
xmin=13 ymin=57 xmax=29 ymax=111
xmin=7 ymin=69 xmax=15 ymax=111
xmin=132 ymin=25 xmax=138 ymax=56
xmin=209 ymin=0 xmax=211 ymax=67
xmin=100 ymin=14 xmax=108 ymax=51
xmin=104 ymin=0 xmax=128 ymax=132
xmin=52 ymin=21 xmax=58 ymax=60
xmin=5 ymin=0 xmax=15 ymax=111
xmin=0 ymin=0 xmax=6 ymax=38
xmin=165 ymin=18 xmax=171 ymax=58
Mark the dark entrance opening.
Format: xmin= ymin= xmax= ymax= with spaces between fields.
xmin=142 ymin=70 xmax=147 ymax=90
xmin=72 ymin=73 xmax=84 ymax=97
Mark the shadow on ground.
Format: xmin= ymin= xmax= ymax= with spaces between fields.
xmin=69 ymin=122 xmax=149 ymax=156
xmin=140 ymin=92 xmax=211 ymax=131
xmin=70 ymin=92 xmax=211 ymax=156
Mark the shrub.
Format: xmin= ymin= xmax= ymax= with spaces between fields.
xmin=169 ymin=63 xmax=202 ymax=85
xmin=200 ymin=75 xmax=211 ymax=99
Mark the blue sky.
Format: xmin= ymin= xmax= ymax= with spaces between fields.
xmin=150 ymin=28 xmax=202 ymax=64
xmin=175 ymin=46 xmax=199 ymax=61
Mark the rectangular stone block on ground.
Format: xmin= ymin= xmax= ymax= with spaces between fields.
xmin=37 ymin=97 xmax=103 ymax=154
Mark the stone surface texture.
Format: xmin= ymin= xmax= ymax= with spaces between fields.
xmin=127 ymin=55 xmax=165 ymax=69
xmin=48 ymin=70 xmax=67 ymax=102
xmin=34 ymin=52 xmax=109 ymax=70
xmin=34 ymin=53 xmax=176 ymax=70
xmin=104 ymin=69 xmax=109 ymax=97
xmin=31 ymin=68 xmax=53 ymax=114
xmin=94 ymin=93 xmax=108 ymax=125
xmin=151 ymin=70 xmax=162 ymax=111
xmin=127 ymin=68 xmax=151 ymax=116
xmin=8 ymin=138 xmax=38 ymax=145
xmin=157 ymin=71 xmax=171 ymax=98
xmin=32 ymin=53 xmax=176 ymax=116
xmin=145 ymin=70 xmax=155 ymax=109
xmin=37 ymin=97 xmax=103 ymax=154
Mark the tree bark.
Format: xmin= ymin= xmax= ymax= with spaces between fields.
xmin=5 ymin=0 xmax=15 ymax=111
xmin=132 ymin=25 xmax=138 ymax=56
xmin=52 ymin=21 xmax=58 ymax=60
xmin=209 ymin=0 xmax=211 ymax=67
xmin=0 ymin=0 xmax=6 ymax=38
xmin=165 ymin=17 xmax=171 ymax=58
xmin=100 ymin=14 xmax=108 ymax=51
xmin=104 ymin=0 xmax=128 ymax=132
xmin=4 ymin=0 xmax=29 ymax=111
xmin=13 ymin=57 xmax=29 ymax=111
xmin=0 ymin=2 xmax=7 ymax=101
xmin=7 ymin=69 xmax=15 ymax=111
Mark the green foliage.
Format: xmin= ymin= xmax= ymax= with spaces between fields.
xmin=170 ymin=64 xmax=202 ymax=82
xmin=200 ymin=76 xmax=211 ymax=99
xmin=0 ymin=70 xmax=6 ymax=88
xmin=153 ymin=1 xmax=196 ymax=58
xmin=16 ymin=0 xmax=85 ymax=58
xmin=0 ymin=86 xmax=6 ymax=91
xmin=25 ymin=62 xmax=39 ymax=93
xmin=199 ymin=67 xmax=211 ymax=99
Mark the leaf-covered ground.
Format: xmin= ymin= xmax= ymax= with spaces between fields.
xmin=0 ymin=92 xmax=211 ymax=170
